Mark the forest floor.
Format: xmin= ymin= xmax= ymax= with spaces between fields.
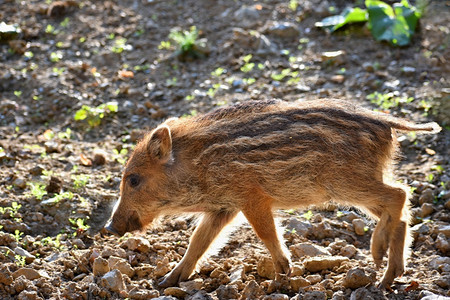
xmin=0 ymin=0 xmax=449 ymax=299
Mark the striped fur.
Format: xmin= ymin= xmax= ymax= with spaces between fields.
xmin=107 ymin=99 xmax=441 ymax=289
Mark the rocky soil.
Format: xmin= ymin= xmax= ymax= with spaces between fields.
xmin=0 ymin=0 xmax=449 ymax=299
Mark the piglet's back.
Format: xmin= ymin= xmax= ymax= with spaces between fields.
xmin=163 ymin=100 xmax=438 ymax=208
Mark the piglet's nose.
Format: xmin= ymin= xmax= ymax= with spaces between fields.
xmin=104 ymin=222 xmax=120 ymax=236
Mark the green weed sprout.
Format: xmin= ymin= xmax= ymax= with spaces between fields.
xmin=168 ymin=26 xmax=209 ymax=61
xmin=74 ymin=101 xmax=118 ymax=127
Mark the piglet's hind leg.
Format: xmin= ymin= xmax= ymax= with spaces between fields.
xmin=242 ymin=188 xmax=291 ymax=275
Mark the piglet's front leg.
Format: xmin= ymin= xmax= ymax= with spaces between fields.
xmin=159 ymin=210 xmax=238 ymax=287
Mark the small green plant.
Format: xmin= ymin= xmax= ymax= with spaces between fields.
xmin=111 ymin=37 xmax=132 ymax=54
xmin=367 ymin=92 xmax=413 ymax=110
xmin=336 ymin=211 xmax=344 ymax=218
xmin=50 ymin=51 xmax=63 ymax=62
xmin=271 ymin=68 xmax=292 ymax=81
xmin=58 ymin=128 xmax=72 ymax=140
xmin=206 ymin=83 xmax=222 ymax=98
xmin=69 ymin=218 xmax=90 ymax=236
xmin=170 ymin=26 xmax=198 ymax=53
xmin=271 ymin=68 xmax=300 ymax=85
xmin=243 ymin=77 xmax=256 ymax=85
xmin=10 ymin=202 xmax=22 ymax=221
xmin=289 ymin=0 xmax=300 ymax=11
xmin=13 ymin=90 xmax=22 ymax=97
xmin=134 ymin=28 xmax=144 ymax=37
xmin=211 ymin=67 xmax=226 ymax=77
xmin=24 ymin=144 xmax=45 ymax=152
xmin=72 ymin=174 xmax=90 ymax=189
xmin=113 ymin=148 xmax=128 ymax=165
xmin=74 ymin=101 xmax=118 ymax=127
xmin=60 ymin=17 xmax=70 ymax=28
xmin=181 ymin=109 xmax=198 ymax=119
xmin=134 ymin=64 xmax=150 ymax=72
xmin=27 ymin=182 xmax=47 ymax=200
xmin=41 ymin=170 xmax=54 ymax=180
xmin=240 ymin=55 xmax=255 ymax=73
xmin=286 ymin=228 xmax=297 ymax=234
xmin=168 ymin=26 xmax=208 ymax=60
xmin=166 ymin=77 xmax=178 ymax=87
xmin=419 ymin=99 xmax=432 ymax=115
xmin=45 ymin=24 xmax=59 ymax=35
xmin=366 ymin=0 xmax=421 ymax=46
xmin=52 ymin=67 xmax=65 ymax=76
xmin=431 ymin=165 xmax=444 ymax=174
xmin=36 ymin=234 xmax=65 ymax=250
xmin=158 ymin=40 xmax=171 ymax=50
xmin=14 ymin=254 xmax=26 ymax=267
xmin=0 ymin=202 xmax=22 ymax=221
xmin=316 ymin=0 xmax=422 ymax=46
xmin=43 ymin=129 xmax=55 ymax=140
xmin=284 ymin=209 xmax=296 ymax=215
xmin=13 ymin=230 xmax=23 ymax=242
xmin=45 ymin=191 xmax=74 ymax=205
xmin=302 ymin=210 xmax=314 ymax=220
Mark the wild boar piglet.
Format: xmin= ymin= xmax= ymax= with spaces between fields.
xmin=105 ymin=99 xmax=441 ymax=288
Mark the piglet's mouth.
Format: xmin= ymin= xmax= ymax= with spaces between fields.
xmin=104 ymin=210 xmax=143 ymax=237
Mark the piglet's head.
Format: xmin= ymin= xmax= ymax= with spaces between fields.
xmin=105 ymin=124 xmax=173 ymax=236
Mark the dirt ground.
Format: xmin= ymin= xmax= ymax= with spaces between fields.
xmin=0 ymin=0 xmax=449 ymax=299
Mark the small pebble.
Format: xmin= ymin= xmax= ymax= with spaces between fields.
xmin=257 ymin=256 xmax=275 ymax=279
xmin=352 ymin=219 xmax=366 ymax=236
xmin=419 ymin=189 xmax=434 ymax=205
xmin=420 ymin=203 xmax=434 ymax=218
xmin=164 ymin=287 xmax=188 ymax=298
xmin=93 ymin=257 xmax=110 ymax=277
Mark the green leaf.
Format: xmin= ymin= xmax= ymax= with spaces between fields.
xmin=394 ymin=0 xmax=421 ymax=33
xmin=316 ymin=7 xmax=368 ymax=32
xmin=105 ymin=101 xmax=118 ymax=113
xmin=366 ymin=0 xmax=420 ymax=46
xmin=74 ymin=108 xmax=87 ymax=120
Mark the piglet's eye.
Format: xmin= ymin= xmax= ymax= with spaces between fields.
xmin=128 ymin=174 xmax=140 ymax=188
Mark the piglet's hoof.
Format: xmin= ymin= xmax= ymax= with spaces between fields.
xmin=158 ymin=273 xmax=179 ymax=288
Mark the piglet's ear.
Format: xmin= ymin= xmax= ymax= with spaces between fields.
xmin=147 ymin=125 xmax=172 ymax=162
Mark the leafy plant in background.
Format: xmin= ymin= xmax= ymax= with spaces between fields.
xmin=302 ymin=210 xmax=314 ymax=220
xmin=74 ymin=101 xmax=118 ymax=127
xmin=27 ymin=182 xmax=47 ymax=200
xmin=69 ymin=218 xmax=90 ymax=236
xmin=240 ymin=54 xmax=255 ymax=73
xmin=111 ymin=37 xmax=132 ymax=54
xmin=0 ymin=202 xmax=22 ymax=222
xmin=72 ymin=174 xmax=90 ymax=190
xmin=13 ymin=230 xmax=23 ymax=243
xmin=315 ymin=7 xmax=368 ymax=32
xmin=367 ymin=91 xmax=413 ymax=110
xmin=113 ymin=148 xmax=128 ymax=165
xmin=316 ymin=0 xmax=423 ymax=46
xmin=15 ymin=254 xmax=26 ymax=267
xmin=170 ymin=26 xmax=199 ymax=53
xmin=367 ymin=0 xmax=421 ymax=46
xmin=167 ymin=26 xmax=208 ymax=61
